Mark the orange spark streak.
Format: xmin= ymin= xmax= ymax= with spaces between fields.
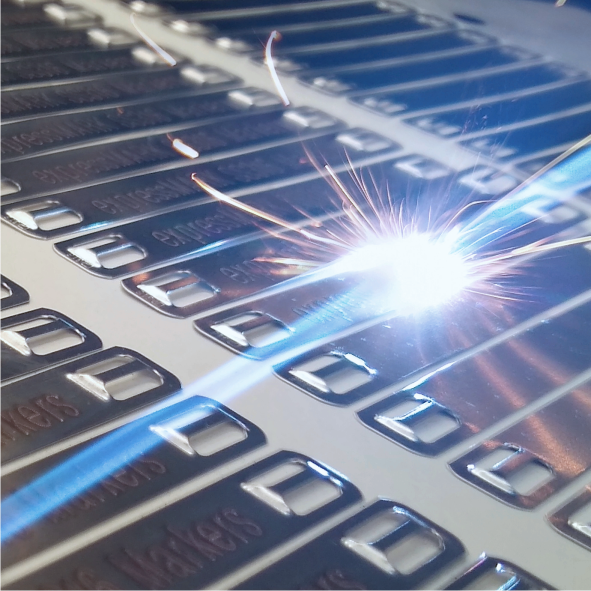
xmin=171 ymin=138 xmax=200 ymax=159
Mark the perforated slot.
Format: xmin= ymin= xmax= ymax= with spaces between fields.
xmin=68 ymin=236 xmax=145 ymax=269
xmin=282 ymin=477 xmax=341 ymax=516
xmin=289 ymin=353 xmax=374 ymax=394
xmin=241 ymin=459 xmax=341 ymax=516
xmin=464 ymin=567 xmax=519 ymax=590
xmin=6 ymin=202 xmax=82 ymax=231
xmin=374 ymin=395 xmax=460 ymax=443
xmin=384 ymin=530 xmax=442 ymax=574
xmin=468 ymin=445 xmax=554 ymax=496
xmin=211 ymin=312 xmax=291 ymax=348
xmin=68 ymin=355 xmax=162 ymax=401
xmin=345 ymin=512 xmax=407 ymax=544
xmin=2 ymin=317 xmax=84 ymax=356
xmin=188 ymin=420 xmax=247 ymax=456
xmin=138 ymin=271 xmax=216 ymax=307
xmin=1 ymin=179 xmax=21 ymax=197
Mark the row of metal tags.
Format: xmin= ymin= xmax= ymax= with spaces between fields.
xmin=0 ymin=302 xmax=564 ymax=590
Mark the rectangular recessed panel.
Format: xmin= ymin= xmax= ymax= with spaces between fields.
xmin=53 ymin=133 xmax=399 ymax=277
xmin=301 ymin=46 xmax=531 ymax=95
xmin=1 ymin=65 xmax=239 ymax=123
xmin=2 ymin=108 xmax=340 ymax=201
xmin=1 ymin=396 xmax=265 ymax=567
xmin=0 ymin=87 xmax=282 ymax=162
xmin=1 ymin=347 xmax=181 ymax=466
xmin=7 ymin=451 xmax=361 ymax=590
xmin=355 ymin=63 xmax=582 ymax=115
xmin=240 ymin=500 xmax=464 ymax=589
xmin=1 ymin=308 xmax=102 ymax=384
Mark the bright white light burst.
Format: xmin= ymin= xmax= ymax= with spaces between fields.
xmin=336 ymin=233 xmax=470 ymax=314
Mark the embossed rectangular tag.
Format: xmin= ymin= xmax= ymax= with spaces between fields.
xmin=1 ymin=307 xmax=102 ymax=384
xmin=0 ymin=275 xmax=29 ymax=310
xmin=2 ymin=396 xmax=266 ymax=567
xmin=2 ymin=108 xmax=341 ymax=201
xmin=52 ymin=132 xmax=398 ymax=277
xmin=450 ymin=384 xmax=591 ymax=508
xmin=1 ymin=87 xmax=281 ymax=162
xmin=1 ymin=346 xmax=181 ymax=466
xmin=239 ymin=499 xmax=464 ymax=590
xmin=7 ymin=451 xmax=361 ymax=590
xmin=279 ymin=244 xmax=591 ymax=409
xmin=1 ymin=65 xmax=239 ymax=123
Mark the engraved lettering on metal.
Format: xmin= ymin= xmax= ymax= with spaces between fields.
xmin=1 ymin=308 xmax=102 ymax=384
xmin=1 ymin=88 xmax=280 ymax=163
xmin=444 ymin=555 xmax=555 ymax=590
xmin=1 ymin=397 xmax=265 ymax=567
xmin=53 ymin=137 xmax=399 ymax=276
xmin=450 ymin=386 xmax=591 ymax=509
xmin=276 ymin=243 xmax=591 ymax=408
xmin=1 ymin=46 xmax=180 ymax=89
xmin=8 ymin=451 xmax=361 ymax=590
xmin=0 ymin=276 xmax=29 ymax=310
xmin=1 ymin=66 xmax=239 ymax=123
xmin=239 ymin=499 xmax=464 ymax=590
xmin=1 ymin=108 xmax=342 ymax=201
xmin=548 ymin=486 xmax=591 ymax=551
xmin=1 ymin=347 xmax=181 ymax=465
xmin=8 ymin=135 xmax=394 ymax=242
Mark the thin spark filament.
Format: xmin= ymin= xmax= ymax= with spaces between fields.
xmin=265 ymin=31 xmax=290 ymax=106
xmin=130 ymin=13 xmax=177 ymax=66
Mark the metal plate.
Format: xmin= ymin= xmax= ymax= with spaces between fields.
xmin=239 ymin=499 xmax=465 ymax=589
xmin=1 ymin=108 xmax=340 ymax=202
xmin=7 ymin=450 xmax=362 ymax=590
xmin=1 ymin=46 xmax=182 ymax=90
xmin=0 ymin=276 xmax=30 ymax=310
xmin=118 ymin=154 xmax=452 ymax=317
xmin=278 ymin=245 xmax=591 ymax=409
xmin=1 ymin=307 xmax=102 ymax=384
xmin=1 ymin=346 xmax=181 ymax=466
xmin=358 ymin=295 xmax=591 ymax=455
xmin=301 ymin=46 xmax=534 ymax=96
xmin=0 ymin=26 xmax=135 ymax=61
xmin=1 ymin=64 xmax=240 ymax=123
xmin=449 ymin=385 xmax=591 ymax=509
xmin=444 ymin=555 xmax=555 ymax=590
xmin=1 ymin=87 xmax=281 ymax=162
xmin=53 ymin=131 xmax=399 ymax=277
xmin=2 ymin=396 xmax=266 ymax=567
xmin=547 ymin=485 xmax=591 ymax=551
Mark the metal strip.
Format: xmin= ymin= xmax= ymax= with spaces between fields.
xmin=1 ymin=396 xmax=266 ymax=567
xmin=1 ymin=87 xmax=281 ymax=162
xmin=1 ymin=346 xmax=181 ymax=466
xmin=450 ymin=385 xmax=591 ymax=509
xmin=444 ymin=555 xmax=555 ymax=590
xmin=2 ymin=108 xmax=340 ymax=201
xmin=53 ymin=130 xmax=398 ymax=277
xmin=1 ymin=64 xmax=240 ymax=123
xmin=120 ymin=154 xmax=453 ymax=317
xmin=239 ymin=499 xmax=464 ymax=589
xmin=8 ymin=451 xmax=362 ymax=590
xmin=0 ymin=275 xmax=30 ymax=310
xmin=1 ymin=307 xmax=102 ymax=384
xmin=1 ymin=45 xmax=181 ymax=90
